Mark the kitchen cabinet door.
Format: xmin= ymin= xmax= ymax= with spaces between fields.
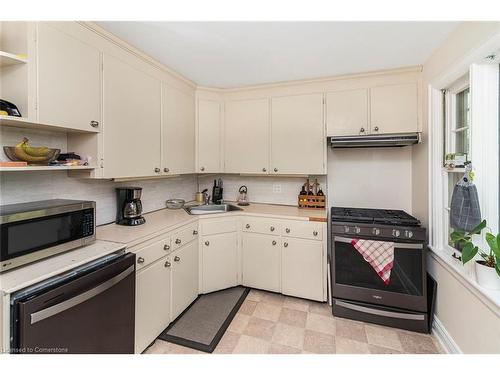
xmin=224 ymin=98 xmax=270 ymax=174
xmin=37 ymin=23 xmax=101 ymax=132
xmin=241 ymin=233 xmax=281 ymax=292
xmin=162 ymin=84 xmax=195 ymax=175
xmin=326 ymin=89 xmax=368 ymax=136
xmin=197 ymin=99 xmax=222 ymax=173
xmin=171 ymin=240 xmax=199 ymax=320
xmin=271 ymin=94 xmax=325 ymax=175
xmin=370 ymin=83 xmax=418 ymax=134
xmin=282 ymin=238 xmax=324 ymax=301
xmin=102 ymin=53 xmax=162 ymax=178
xmin=135 ymin=256 xmax=171 ymax=353
xmin=201 ymin=232 xmax=238 ymax=293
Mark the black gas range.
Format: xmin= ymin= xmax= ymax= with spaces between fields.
xmin=330 ymin=207 xmax=434 ymax=333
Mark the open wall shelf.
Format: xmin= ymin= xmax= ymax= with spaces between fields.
xmin=0 ymin=165 xmax=96 ymax=172
xmin=0 ymin=51 xmax=27 ymax=67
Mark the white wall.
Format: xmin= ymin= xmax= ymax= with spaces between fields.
xmin=327 ymin=147 xmax=413 ymax=213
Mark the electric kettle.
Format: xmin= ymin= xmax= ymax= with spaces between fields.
xmin=237 ymin=185 xmax=249 ymax=206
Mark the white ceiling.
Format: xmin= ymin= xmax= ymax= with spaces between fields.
xmin=97 ymin=22 xmax=459 ymax=88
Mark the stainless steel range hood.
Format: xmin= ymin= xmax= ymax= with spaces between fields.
xmin=329 ymin=133 xmax=420 ymax=148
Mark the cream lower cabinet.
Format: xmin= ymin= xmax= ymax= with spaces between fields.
xmin=135 ymin=255 xmax=171 ymax=354
xmin=201 ymin=232 xmax=239 ymax=293
xmin=241 ymin=233 xmax=281 ymax=292
xmin=281 ymin=237 xmax=324 ymax=301
xmin=171 ymin=240 xmax=199 ymax=320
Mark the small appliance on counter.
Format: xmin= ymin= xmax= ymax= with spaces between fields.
xmin=237 ymin=185 xmax=249 ymax=206
xmin=212 ymin=178 xmax=223 ymax=204
xmin=116 ymin=187 xmax=145 ymax=226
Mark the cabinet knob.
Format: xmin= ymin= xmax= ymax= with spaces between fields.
xmin=205 ymin=241 xmax=210 ymax=246
xmin=373 ymin=126 xmax=379 ymax=132
xmin=313 ymin=231 xmax=318 ymax=236
xmin=270 ymin=226 xmax=275 ymax=232
xmin=90 ymin=120 xmax=99 ymax=128
xmin=285 ymin=228 xmax=290 ymax=233
xmin=262 ymin=167 xmax=267 ymax=172
xmin=360 ymin=127 xmax=365 ymax=133
xmin=272 ymin=240 xmax=277 ymax=246
xmin=274 ymin=168 xmax=278 ymax=172
xmin=164 ymin=261 xmax=171 ymax=268
xmin=200 ymin=166 xmax=205 ymax=171
xmin=245 ymin=224 xmax=250 ymax=229
xmin=154 ymin=167 xmax=161 ymax=173
xmin=164 ymin=244 xmax=170 ymax=251
xmin=174 ymin=256 xmax=180 ymax=262
xmin=193 ymin=230 xmax=198 ymax=235
xmin=175 ymin=238 xmax=181 ymax=244
xmin=164 ymin=167 xmax=169 ymax=173
xmin=284 ymin=242 xmax=289 ymax=248
xmin=137 ymin=257 xmax=145 ymax=264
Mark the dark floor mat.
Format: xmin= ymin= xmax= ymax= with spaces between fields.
xmin=158 ymin=286 xmax=249 ymax=353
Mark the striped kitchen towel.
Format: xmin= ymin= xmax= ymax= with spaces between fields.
xmin=351 ymin=239 xmax=395 ymax=285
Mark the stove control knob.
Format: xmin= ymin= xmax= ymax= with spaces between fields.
xmin=372 ymin=228 xmax=380 ymax=236
xmin=355 ymin=226 xmax=361 ymax=234
xmin=344 ymin=226 xmax=350 ymax=234
xmin=392 ymin=229 xmax=401 ymax=237
xmin=405 ymin=230 xmax=413 ymax=239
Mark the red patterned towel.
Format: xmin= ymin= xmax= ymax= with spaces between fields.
xmin=351 ymin=239 xmax=395 ymax=285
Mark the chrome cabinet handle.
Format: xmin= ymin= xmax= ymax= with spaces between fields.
xmin=205 ymin=241 xmax=210 ymax=246
xmin=164 ymin=244 xmax=170 ymax=251
xmin=164 ymin=167 xmax=169 ymax=173
xmin=137 ymin=257 xmax=145 ymax=264
xmin=154 ymin=167 xmax=160 ymax=173
xmin=360 ymin=127 xmax=365 ymax=133
xmin=164 ymin=261 xmax=171 ymax=268
xmin=262 ymin=167 xmax=267 ymax=172
xmin=283 ymin=242 xmax=288 ymax=248
xmin=174 ymin=256 xmax=180 ymax=262
xmin=274 ymin=168 xmax=278 ymax=172
xmin=272 ymin=240 xmax=277 ymax=246
xmin=193 ymin=230 xmax=198 ymax=235
xmin=245 ymin=224 xmax=250 ymax=229
xmin=285 ymin=228 xmax=290 ymax=233
xmin=373 ymin=126 xmax=379 ymax=132
xmin=200 ymin=166 xmax=205 ymax=171
xmin=270 ymin=226 xmax=275 ymax=232
xmin=90 ymin=120 xmax=99 ymax=128
xmin=313 ymin=231 xmax=318 ymax=237
xmin=175 ymin=239 xmax=181 ymax=244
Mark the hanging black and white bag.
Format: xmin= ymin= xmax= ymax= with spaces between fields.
xmin=450 ymin=164 xmax=482 ymax=232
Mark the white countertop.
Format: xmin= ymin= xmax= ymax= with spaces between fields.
xmin=0 ymin=240 xmax=126 ymax=294
xmin=97 ymin=202 xmax=327 ymax=246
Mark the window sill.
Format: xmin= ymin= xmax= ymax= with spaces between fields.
xmin=428 ymin=245 xmax=500 ymax=317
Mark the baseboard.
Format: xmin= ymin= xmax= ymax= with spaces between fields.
xmin=432 ymin=315 xmax=462 ymax=354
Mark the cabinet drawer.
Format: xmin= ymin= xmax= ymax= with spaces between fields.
xmin=134 ymin=236 xmax=171 ymax=270
xmin=281 ymin=221 xmax=323 ymax=241
xmin=172 ymin=222 xmax=199 ymax=249
xmin=242 ymin=217 xmax=280 ymax=235
xmin=200 ymin=218 xmax=238 ymax=236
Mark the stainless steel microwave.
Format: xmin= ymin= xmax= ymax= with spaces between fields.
xmin=0 ymin=199 xmax=96 ymax=273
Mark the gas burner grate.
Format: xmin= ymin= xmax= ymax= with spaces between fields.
xmin=331 ymin=207 xmax=420 ymax=226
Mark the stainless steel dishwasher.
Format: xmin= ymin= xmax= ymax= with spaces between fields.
xmin=10 ymin=252 xmax=136 ymax=354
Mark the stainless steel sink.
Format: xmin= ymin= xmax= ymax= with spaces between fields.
xmin=184 ymin=203 xmax=243 ymax=215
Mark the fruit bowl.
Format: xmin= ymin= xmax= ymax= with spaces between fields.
xmin=3 ymin=146 xmax=61 ymax=165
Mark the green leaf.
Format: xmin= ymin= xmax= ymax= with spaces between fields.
xmin=495 ymin=261 xmax=500 ymax=278
xmin=486 ymin=233 xmax=500 ymax=258
xmin=462 ymin=242 xmax=478 ymax=264
xmin=450 ymin=231 xmax=466 ymax=242
xmin=470 ymin=220 xmax=487 ymax=235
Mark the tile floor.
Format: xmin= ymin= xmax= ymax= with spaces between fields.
xmin=145 ymin=289 xmax=444 ymax=354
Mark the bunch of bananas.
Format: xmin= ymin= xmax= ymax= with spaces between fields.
xmin=13 ymin=138 xmax=53 ymax=162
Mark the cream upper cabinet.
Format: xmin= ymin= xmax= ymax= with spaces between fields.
xmin=37 ymin=23 xmax=101 ymax=132
xmin=201 ymin=232 xmax=238 ymax=293
xmin=197 ymin=99 xmax=222 ymax=173
xmin=162 ymin=84 xmax=195 ymax=175
xmin=241 ymin=232 xmax=281 ymax=292
xmin=171 ymin=240 xmax=199 ymax=321
xmin=271 ymin=94 xmax=325 ymax=175
xmin=326 ymin=89 xmax=368 ymax=136
xmin=102 ymin=54 xmax=162 ymax=178
xmin=370 ymin=83 xmax=418 ymax=134
xmin=224 ymin=98 xmax=270 ymax=174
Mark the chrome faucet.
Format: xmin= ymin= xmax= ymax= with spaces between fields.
xmin=201 ymin=189 xmax=210 ymax=205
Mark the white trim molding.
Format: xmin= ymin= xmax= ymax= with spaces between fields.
xmin=432 ymin=315 xmax=462 ymax=354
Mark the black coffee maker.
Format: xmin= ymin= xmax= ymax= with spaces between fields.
xmin=116 ymin=187 xmax=145 ymax=226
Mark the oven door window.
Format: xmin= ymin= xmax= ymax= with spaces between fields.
xmin=334 ymin=238 xmax=423 ymax=296
xmin=1 ymin=209 xmax=92 ymax=261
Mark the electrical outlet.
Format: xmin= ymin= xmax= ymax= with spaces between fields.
xmin=273 ymin=184 xmax=282 ymax=193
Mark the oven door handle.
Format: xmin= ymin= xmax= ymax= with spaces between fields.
xmin=335 ymin=300 xmax=426 ymax=321
xmin=334 ymin=236 xmax=423 ymax=249
xmin=30 ymin=265 xmax=134 ymax=324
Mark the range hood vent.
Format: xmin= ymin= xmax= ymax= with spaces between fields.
xmin=329 ymin=133 xmax=420 ymax=148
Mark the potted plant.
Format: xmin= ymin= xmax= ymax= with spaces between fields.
xmin=450 ymin=220 xmax=500 ymax=290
